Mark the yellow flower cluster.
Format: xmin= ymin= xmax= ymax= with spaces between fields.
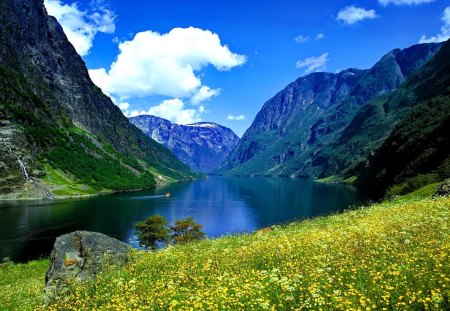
xmin=42 ymin=197 xmax=450 ymax=310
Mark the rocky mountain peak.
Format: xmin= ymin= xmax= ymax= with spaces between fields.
xmin=129 ymin=115 xmax=239 ymax=173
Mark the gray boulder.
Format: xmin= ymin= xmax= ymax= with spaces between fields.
xmin=434 ymin=180 xmax=450 ymax=197
xmin=45 ymin=231 xmax=131 ymax=299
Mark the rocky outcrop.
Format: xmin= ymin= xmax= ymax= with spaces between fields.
xmin=220 ymin=42 xmax=443 ymax=177
xmin=45 ymin=231 xmax=131 ymax=299
xmin=434 ymin=180 xmax=450 ymax=197
xmin=130 ymin=115 xmax=240 ymax=173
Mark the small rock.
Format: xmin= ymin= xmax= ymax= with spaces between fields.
xmin=45 ymin=231 xmax=131 ymax=300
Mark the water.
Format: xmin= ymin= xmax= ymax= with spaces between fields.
xmin=0 ymin=176 xmax=366 ymax=262
xmin=17 ymin=158 xmax=33 ymax=183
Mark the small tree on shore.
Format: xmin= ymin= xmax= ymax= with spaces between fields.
xmin=135 ymin=215 xmax=169 ymax=250
xmin=170 ymin=217 xmax=205 ymax=244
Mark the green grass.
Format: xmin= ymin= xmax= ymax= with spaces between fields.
xmin=393 ymin=182 xmax=443 ymax=202
xmin=343 ymin=175 xmax=357 ymax=184
xmin=315 ymin=175 xmax=357 ymax=185
xmin=0 ymin=260 xmax=48 ymax=311
xmin=1 ymin=196 xmax=448 ymax=310
xmin=315 ymin=175 xmax=338 ymax=183
xmin=42 ymin=163 xmax=105 ymax=196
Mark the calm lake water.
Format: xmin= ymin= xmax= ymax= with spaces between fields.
xmin=0 ymin=177 xmax=366 ymax=262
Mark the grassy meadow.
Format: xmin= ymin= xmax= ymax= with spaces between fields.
xmin=1 ymin=196 xmax=449 ymax=310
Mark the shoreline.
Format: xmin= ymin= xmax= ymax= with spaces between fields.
xmin=0 ymin=176 xmax=202 ymax=202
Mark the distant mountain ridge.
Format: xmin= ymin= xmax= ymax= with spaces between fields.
xmin=219 ymin=42 xmax=443 ymax=179
xmin=0 ymin=0 xmax=194 ymax=198
xmin=129 ymin=115 xmax=240 ymax=173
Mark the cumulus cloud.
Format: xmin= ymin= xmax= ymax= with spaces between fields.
xmin=44 ymin=0 xmax=116 ymax=56
xmin=227 ymin=114 xmax=245 ymax=121
xmin=124 ymin=99 xmax=205 ymax=124
xmin=190 ymin=86 xmax=221 ymax=105
xmin=88 ymin=27 xmax=246 ymax=102
xmin=315 ymin=33 xmax=325 ymax=40
xmin=118 ymin=102 xmax=129 ymax=111
xmin=295 ymin=53 xmax=329 ymax=74
xmin=379 ymin=0 xmax=434 ymax=6
xmin=336 ymin=6 xmax=378 ymax=25
xmin=419 ymin=7 xmax=450 ymax=43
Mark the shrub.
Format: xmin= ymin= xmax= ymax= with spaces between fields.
xmin=135 ymin=215 xmax=169 ymax=250
xmin=170 ymin=217 xmax=205 ymax=245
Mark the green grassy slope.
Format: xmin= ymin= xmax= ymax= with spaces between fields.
xmin=356 ymin=95 xmax=450 ymax=198
xmin=0 ymin=68 xmax=186 ymax=196
xmin=2 ymin=196 xmax=449 ymax=310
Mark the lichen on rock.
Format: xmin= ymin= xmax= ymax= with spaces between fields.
xmin=45 ymin=231 xmax=131 ymax=301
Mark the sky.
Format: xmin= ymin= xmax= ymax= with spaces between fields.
xmin=44 ymin=0 xmax=450 ymax=137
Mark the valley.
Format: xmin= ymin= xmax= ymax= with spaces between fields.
xmin=0 ymin=0 xmax=449 ymax=310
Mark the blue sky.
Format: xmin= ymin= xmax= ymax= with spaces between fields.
xmin=44 ymin=0 xmax=450 ymax=136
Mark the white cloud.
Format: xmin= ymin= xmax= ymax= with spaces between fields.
xmin=126 ymin=99 xmax=204 ymax=124
xmin=118 ymin=102 xmax=129 ymax=111
xmin=295 ymin=53 xmax=329 ymax=74
xmin=88 ymin=27 xmax=246 ymax=100
xmin=44 ymin=0 xmax=116 ymax=56
xmin=419 ymin=7 xmax=450 ymax=43
xmin=190 ymin=86 xmax=221 ymax=105
xmin=227 ymin=114 xmax=245 ymax=121
xmin=295 ymin=35 xmax=310 ymax=43
xmin=379 ymin=0 xmax=434 ymax=6
xmin=336 ymin=6 xmax=378 ymax=25
xmin=295 ymin=33 xmax=324 ymax=43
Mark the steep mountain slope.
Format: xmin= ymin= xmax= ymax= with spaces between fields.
xmin=129 ymin=115 xmax=240 ymax=173
xmin=0 ymin=0 xmax=194 ymax=198
xmin=352 ymin=39 xmax=450 ymax=198
xmin=220 ymin=42 xmax=442 ymax=177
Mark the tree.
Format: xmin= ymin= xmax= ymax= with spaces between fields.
xmin=170 ymin=217 xmax=205 ymax=245
xmin=135 ymin=215 xmax=169 ymax=250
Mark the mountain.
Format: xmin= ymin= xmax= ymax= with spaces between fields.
xmin=353 ymin=39 xmax=450 ymax=198
xmin=129 ymin=115 xmax=240 ymax=173
xmin=219 ymin=42 xmax=443 ymax=178
xmin=0 ymin=0 xmax=194 ymax=198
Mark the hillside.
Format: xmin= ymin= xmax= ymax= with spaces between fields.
xmin=129 ymin=115 xmax=239 ymax=173
xmin=0 ymin=0 xmax=194 ymax=198
xmin=309 ymin=39 xmax=450 ymax=197
xmin=1 ymin=195 xmax=449 ymax=310
xmin=353 ymin=41 xmax=450 ymax=197
xmin=219 ymin=42 xmax=442 ymax=178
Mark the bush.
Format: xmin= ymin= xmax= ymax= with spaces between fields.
xmin=135 ymin=216 xmax=205 ymax=249
xmin=135 ymin=215 xmax=169 ymax=250
xmin=170 ymin=217 xmax=205 ymax=245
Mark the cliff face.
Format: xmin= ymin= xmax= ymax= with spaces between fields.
xmin=130 ymin=115 xmax=239 ymax=173
xmin=0 ymin=0 xmax=194 ymax=197
xmin=220 ymin=42 xmax=443 ymax=177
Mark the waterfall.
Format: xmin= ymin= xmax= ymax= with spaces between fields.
xmin=7 ymin=147 xmax=54 ymax=199
xmin=8 ymin=147 xmax=33 ymax=183
xmin=17 ymin=157 xmax=33 ymax=183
